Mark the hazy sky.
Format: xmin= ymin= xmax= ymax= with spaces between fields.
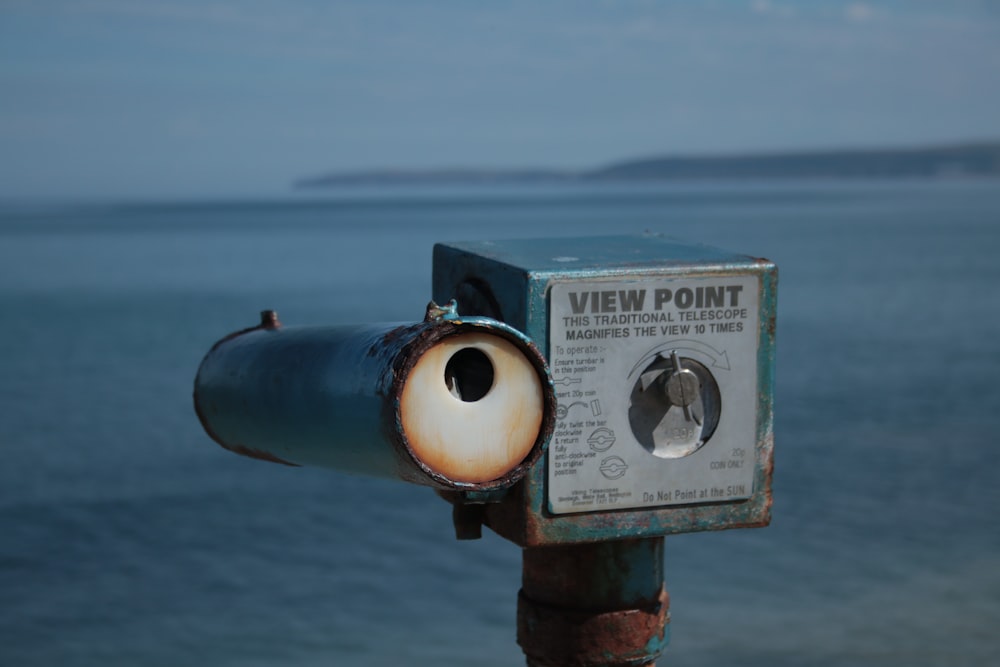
xmin=2 ymin=0 xmax=999 ymax=199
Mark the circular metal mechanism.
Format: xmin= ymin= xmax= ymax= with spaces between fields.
xmin=628 ymin=350 xmax=721 ymax=459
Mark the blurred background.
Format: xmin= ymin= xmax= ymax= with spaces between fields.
xmin=3 ymin=1 xmax=1000 ymax=199
xmin=1 ymin=2 xmax=999 ymax=666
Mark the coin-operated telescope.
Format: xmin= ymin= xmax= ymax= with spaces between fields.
xmin=194 ymin=235 xmax=778 ymax=667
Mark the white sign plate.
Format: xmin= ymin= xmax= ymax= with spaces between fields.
xmin=547 ymin=275 xmax=760 ymax=514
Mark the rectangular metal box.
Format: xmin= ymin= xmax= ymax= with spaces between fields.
xmin=433 ymin=235 xmax=777 ymax=546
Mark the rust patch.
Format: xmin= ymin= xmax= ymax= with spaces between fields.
xmin=521 ymin=539 xmax=664 ymax=609
xmin=380 ymin=323 xmax=415 ymax=347
xmin=259 ymin=309 xmax=281 ymax=329
xmin=517 ymin=586 xmax=668 ymax=667
xmin=193 ymin=377 xmax=300 ymax=467
xmin=222 ymin=442 xmax=300 ymax=467
xmin=759 ymin=433 xmax=775 ymax=523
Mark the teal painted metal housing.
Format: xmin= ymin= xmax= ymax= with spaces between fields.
xmin=433 ymin=234 xmax=777 ymax=546
xmin=193 ymin=306 xmax=555 ymax=492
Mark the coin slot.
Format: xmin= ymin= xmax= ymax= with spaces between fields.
xmin=628 ymin=353 xmax=721 ymax=459
xmin=444 ymin=348 xmax=494 ymax=402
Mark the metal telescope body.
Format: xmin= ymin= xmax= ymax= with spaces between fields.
xmin=193 ymin=235 xmax=778 ymax=667
xmin=194 ymin=303 xmax=555 ymax=492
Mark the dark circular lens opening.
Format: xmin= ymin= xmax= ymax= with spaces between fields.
xmin=444 ymin=348 xmax=494 ymax=402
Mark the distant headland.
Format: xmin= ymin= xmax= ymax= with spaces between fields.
xmin=294 ymin=140 xmax=1000 ymax=188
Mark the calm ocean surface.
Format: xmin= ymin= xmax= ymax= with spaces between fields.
xmin=1 ymin=181 xmax=998 ymax=666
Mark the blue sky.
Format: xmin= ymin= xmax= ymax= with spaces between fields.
xmin=1 ymin=0 xmax=999 ymax=199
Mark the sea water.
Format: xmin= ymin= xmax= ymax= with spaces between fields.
xmin=1 ymin=181 xmax=998 ymax=666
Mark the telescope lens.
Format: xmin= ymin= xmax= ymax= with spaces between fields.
xmin=444 ymin=348 xmax=495 ymax=402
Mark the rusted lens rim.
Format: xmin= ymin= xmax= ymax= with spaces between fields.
xmin=391 ymin=317 xmax=556 ymax=491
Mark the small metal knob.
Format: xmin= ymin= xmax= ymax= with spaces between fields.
xmin=665 ymin=350 xmax=701 ymax=425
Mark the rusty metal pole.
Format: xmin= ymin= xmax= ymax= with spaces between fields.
xmin=518 ymin=537 xmax=669 ymax=667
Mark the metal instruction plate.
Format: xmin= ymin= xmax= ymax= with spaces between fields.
xmin=547 ymin=275 xmax=760 ymax=514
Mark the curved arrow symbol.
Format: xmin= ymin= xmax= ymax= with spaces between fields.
xmin=629 ymin=339 xmax=731 ymax=378
xmin=556 ymin=401 xmax=589 ymax=419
